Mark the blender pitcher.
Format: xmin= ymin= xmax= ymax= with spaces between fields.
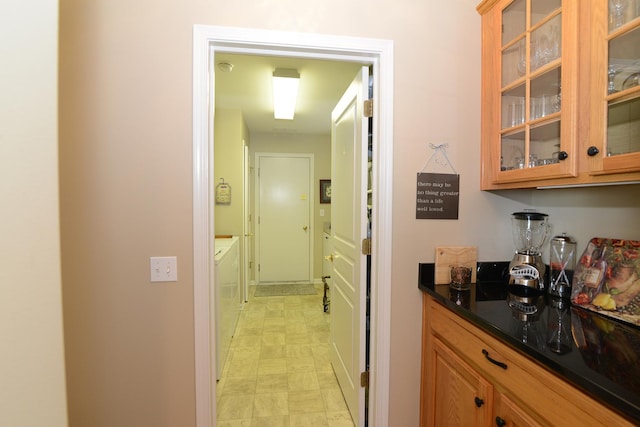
xmin=509 ymin=211 xmax=550 ymax=292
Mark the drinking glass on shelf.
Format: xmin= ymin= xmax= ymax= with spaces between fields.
xmin=610 ymin=0 xmax=629 ymax=29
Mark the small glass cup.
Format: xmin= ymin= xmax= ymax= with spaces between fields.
xmin=450 ymin=266 xmax=472 ymax=290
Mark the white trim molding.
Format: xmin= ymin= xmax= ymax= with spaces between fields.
xmin=192 ymin=25 xmax=394 ymax=427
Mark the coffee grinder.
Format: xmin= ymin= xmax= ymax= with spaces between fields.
xmin=509 ymin=211 xmax=550 ymax=292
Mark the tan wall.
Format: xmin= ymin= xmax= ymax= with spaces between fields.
xmin=1 ymin=1 xmax=68 ymax=425
xmin=214 ymin=109 xmax=248 ymax=236
xmin=250 ymin=133 xmax=333 ymax=281
xmin=58 ymin=1 xmax=640 ymax=426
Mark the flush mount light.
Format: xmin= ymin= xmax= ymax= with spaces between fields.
xmin=217 ymin=62 xmax=234 ymax=72
xmin=272 ymin=68 xmax=300 ymax=120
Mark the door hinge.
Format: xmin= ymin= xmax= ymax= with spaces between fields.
xmin=360 ymin=370 xmax=370 ymax=388
xmin=363 ymin=99 xmax=373 ymax=118
xmin=361 ymin=238 xmax=372 ymax=256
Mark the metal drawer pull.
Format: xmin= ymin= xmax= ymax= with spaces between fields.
xmin=482 ymin=349 xmax=508 ymax=370
xmin=474 ymin=396 xmax=484 ymax=407
xmin=495 ymin=416 xmax=506 ymax=427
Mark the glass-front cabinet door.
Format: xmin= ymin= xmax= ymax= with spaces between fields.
xmin=481 ymin=0 xmax=579 ymax=188
xmin=589 ymin=0 xmax=640 ymax=175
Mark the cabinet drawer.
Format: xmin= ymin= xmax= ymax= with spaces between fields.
xmin=427 ymin=298 xmax=634 ymax=426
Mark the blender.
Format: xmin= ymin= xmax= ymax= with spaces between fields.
xmin=509 ymin=211 xmax=550 ymax=292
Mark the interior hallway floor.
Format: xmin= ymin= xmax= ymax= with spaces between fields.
xmin=216 ymin=283 xmax=355 ymax=427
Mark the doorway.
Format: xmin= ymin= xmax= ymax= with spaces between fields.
xmin=192 ymin=26 xmax=394 ymax=427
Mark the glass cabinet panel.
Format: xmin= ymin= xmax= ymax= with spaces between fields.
xmin=501 ymin=131 xmax=526 ymax=171
xmin=501 ymin=84 xmax=526 ymax=128
xmin=609 ymin=0 xmax=640 ymax=31
xmin=608 ymin=96 xmax=640 ymax=156
xmin=502 ymin=0 xmax=526 ymax=45
xmin=530 ymin=67 xmax=561 ymax=120
xmin=531 ymin=0 xmax=561 ymax=26
xmin=531 ymin=14 xmax=562 ymax=72
xmin=500 ymin=0 xmax=563 ymax=172
xmin=606 ymin=4 xmax=640 ymax=160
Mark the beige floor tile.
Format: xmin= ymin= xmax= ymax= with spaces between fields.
xmin=286 ymin=333 xmax=311 ymax=345
xmin=289 ymin=412 xmax=329 ymax=427
xmin=288 ymin=390 xmax=325 ymax=414
xmin=326 ymin=411 xmax=354 ymax=427
xmin=263 ymin=318 xmax=286 ymax=333
xmin=321 ymin=388 xmax=349 ymax=412
xmin=232 ymin=346 xmax=261 ymax=361
xmin=218 ymin=394 xmax=255 ymax=420
xmin=284 ymin=309 xmax=305 ymax=320
xmin=250 ymin=415 xmax=289 ymax=427
xmin=217 ymin=419 xmax=252 ymax=427
xmin=227 ymin=358 xmax=259 ymax=377
xmin=285 ymin=322 xmax=308 ymax=334
xmin=285 ymin=344 xmax=313 ymax=358
xmin=288 ymin=371 xmax=320 ymax=391
xmin=257 ymin=358 xmax=287 ymax=375
xmin=252 ymin=392 xmax=289 ymax=417
xmin=223 ymin=376 xmax=257 ymax=395
xmin=316 ymin=371 xmax=340 ymax=389
xmin=265 ymin=301 xmax=285 ymax=310
xmin=264 ymin=309 xmax=284 ymax=319
xmin=255 ymin=373 xmax=289 ymax=393
xmin=219 ymin=286 xmax=351 ymax=426
xmin=236 ymin=327 xmax=264 ymax=337
xmin=308 ymin=332 xmax=330 ymax=344
xmin=262 ymin=333 xmax=286 ymax=346
xmin=260 ymin=344 xmax=286 ymax=359
xmin=234 ymin=335 xmax=262 ymax=348
xmin=286 ymin=356 xmax=316 ymax=373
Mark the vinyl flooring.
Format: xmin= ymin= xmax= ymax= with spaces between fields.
xmin=216 ymin=283 xmax=355 ymax=427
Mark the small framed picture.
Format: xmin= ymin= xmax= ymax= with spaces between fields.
xmin=320 ymin=179 xmax=331 ymax=204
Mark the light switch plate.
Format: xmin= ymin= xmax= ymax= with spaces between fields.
xmin=150 ymin=256 xmax=178 ymax=282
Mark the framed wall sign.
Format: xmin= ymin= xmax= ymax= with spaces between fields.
xmin=320 ymin=179 xmax=331 ymax=203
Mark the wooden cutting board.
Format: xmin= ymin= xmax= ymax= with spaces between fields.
xmin=435 ymin=246 xmax=478 ymax=284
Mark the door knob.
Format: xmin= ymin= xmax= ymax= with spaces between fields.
xmin=587 ymin=146 xmax=600 ymax=156
xmin=303 ymin=226 xmax=308 ymax=231
xmin=324 ymin=254 xmax=334 ymax=262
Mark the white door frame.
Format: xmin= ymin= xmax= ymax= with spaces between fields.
xmin=255 ymin=152 xmax=314 ymax=284
xmin=192 ymin=25 xmax=394 ymax=426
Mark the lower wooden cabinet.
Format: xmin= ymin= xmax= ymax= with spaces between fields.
xmin=420 ymin=294 xmax=634 ymax=427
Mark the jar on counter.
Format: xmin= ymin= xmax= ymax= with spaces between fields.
xmin=549 ymin=233 xmax=577 ymax=298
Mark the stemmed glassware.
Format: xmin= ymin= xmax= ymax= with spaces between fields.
xmin=610 ymin=0 xmax=629 ymax=29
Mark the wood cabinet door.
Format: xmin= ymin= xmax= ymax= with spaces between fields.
xmin=432 ymin=337 xmax=493 ymax=427
xmin=494 ymin=393 xmax=543 ymax=427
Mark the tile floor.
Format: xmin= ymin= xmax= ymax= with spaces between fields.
xmin=216 ymin=283 xmax=355 ymax=427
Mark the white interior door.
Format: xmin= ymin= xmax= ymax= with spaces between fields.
xmin=329 ymin=66 xmax=369 ymax=427
xmin=256 ymin=153 xmax=313 ymax=283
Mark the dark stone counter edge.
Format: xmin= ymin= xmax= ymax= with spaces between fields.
xmin=418 ymin=262 xmax=640 ymax=423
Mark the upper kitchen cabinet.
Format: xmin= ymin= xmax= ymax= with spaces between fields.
xmin=588 ymin=0 xmax=640 ymax=176
xmin=477 ymin=0 xmax=640 ymax=189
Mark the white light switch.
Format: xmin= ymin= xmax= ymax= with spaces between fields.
xmin=320 ymin=209 xmax=325 ymax=217
xmin=150 ymin=256 xmax=178 ymax=282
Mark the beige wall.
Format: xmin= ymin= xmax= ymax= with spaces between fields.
xmin=1 ymin=1 xmax=68 ymax=426
xmin=58 ymin=1 xmax=640 ymax=427
xmin=250 ymin=132 xmax=333 ymax=281
xmin=214 ymin=109 xmax=248 ymax=236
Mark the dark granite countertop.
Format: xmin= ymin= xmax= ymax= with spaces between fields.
xmin=419 ymin=262 xmax=640 ymax=423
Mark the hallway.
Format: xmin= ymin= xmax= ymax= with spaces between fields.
xmin=216 ymin=284 xmax=355 ymax=426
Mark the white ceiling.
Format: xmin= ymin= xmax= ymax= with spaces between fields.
xmin=214 ymin=53 xmax=365 ymax=135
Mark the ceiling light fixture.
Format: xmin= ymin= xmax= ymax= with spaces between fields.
xmin=217 ymin=62 xmax=234 ymax=72
xmin=272 ymin=68 xmax=300 ymax=120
